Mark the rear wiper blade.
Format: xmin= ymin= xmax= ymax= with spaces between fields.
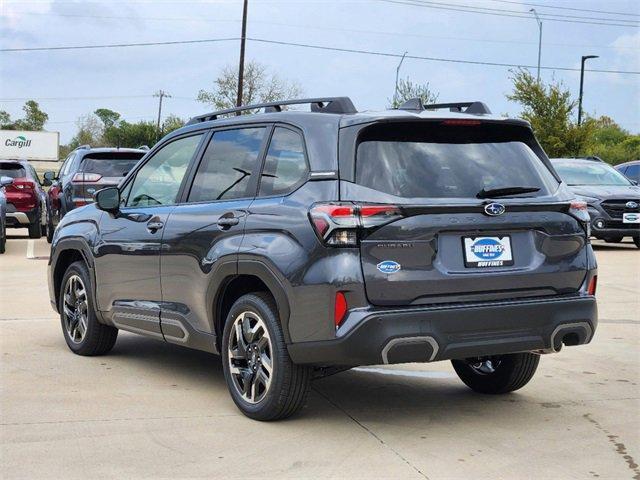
xmin=477 ymin=186 xmax=540 ymax=199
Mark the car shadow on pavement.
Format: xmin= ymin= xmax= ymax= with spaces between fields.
xmin=108 ymin=332 xmax=539 ymax=424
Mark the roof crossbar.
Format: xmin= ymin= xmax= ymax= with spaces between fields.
xmin=398 ymin=99 xmax=492 ymax=115
xmin=186 ymin=97 xmax=357 ymax=125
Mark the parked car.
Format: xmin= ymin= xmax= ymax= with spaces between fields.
xmin=551 ymin=157 xmax=640 ymax=247
xmin=43 ymin=146 xmax=147 ymax=242
xmin=0 ymin=176 xmax=14 ymax=253
xmin=0 ymin=160 xmax=50 ymax=239
xmin=615 ymin=160 xmax=640 ymax=184
xmin=48 ymin=97 xmax=598 ymax=421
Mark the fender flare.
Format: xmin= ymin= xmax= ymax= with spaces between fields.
xmin=50 ymin=237 xmax=98 ymax=314
xmin=236 ymin=257 xmax=293 ymax=343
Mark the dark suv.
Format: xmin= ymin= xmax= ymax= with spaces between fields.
xmin=48 ymin=98 xmax=598 ymax=420
xmin=43 ymin=146 xmax=147 ymax=241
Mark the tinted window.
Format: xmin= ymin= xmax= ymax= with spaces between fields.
xmin=624 ymin=164 xmax=640 ymax=181
xmin=259 ymin=127 xmax=307 ymax=196
xmin=0 ymin=163 xmax=27 ymax=179
xmin=189 ymin=128 xmax=265 ymax=202
xmin=81 ymin=153 xmax=144 ymax=177
xmin=126 ymin=135 xmax=202 ymax=207
xmin=553 ymin=161 xmax=631 ymax=186
xmin=356 ymin=124 xmax=558 ymax=199
xmin=60 ymin=154 xmax=75 ymax=176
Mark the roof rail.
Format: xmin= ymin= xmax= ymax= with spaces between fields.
xmin=75 ymin=144 xmax=91 ymax=150
xmin=398 ymin=99 xmax=492 ymax=115
xmin=186 ymin=97 xmax=357 ymax=125
xmin=138 ymin=145 xmax=150 ymax=151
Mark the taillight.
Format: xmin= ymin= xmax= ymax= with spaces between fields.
xmin=72 ymin=173 xmax=102 ymax=183
xmin=587 ymin=275 xmax=597 ymax=296
xmin=569 ymin=200 xmax=591 ymax=237
xmin=309 ymin=202 xmax=403 ymax=247
xmin=334 ymin=291 xmax=348 ymax=328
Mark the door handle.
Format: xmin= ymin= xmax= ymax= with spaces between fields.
xmin=217 ymin=216 xmax=240 ymax=228
xmin=147 ymin=221 xmax=164 ymax=232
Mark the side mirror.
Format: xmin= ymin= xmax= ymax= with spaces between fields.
xmin=43 ymin=171 xmax=56 ymax=187
xmin=95 ymin=187 xmax=120 ymax=213
xmin=0 ymin=176 xmax=14 ymax=187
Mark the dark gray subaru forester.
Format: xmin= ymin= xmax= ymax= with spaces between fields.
xmin=48 ymin=97 xmax=598 ymax=420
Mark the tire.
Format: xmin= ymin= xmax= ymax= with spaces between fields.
xmin=633 ymin=237 xmax=640 ymax=249
xmin=0 ymin=231 xmax=5 ymax=254
xmin=604 ymin=236 xmax=623 ymax=243
xmin=59 ymin=260 xmax=118 ymax=356
xmin=28 ymin=219 xmax=41 ymax=239
xmin=46 ymin=219 xmax=54 ymax=244
xmin=451 ymin=353 xmax=540 ymax=394
xmin=221 ymin=292 xmax=312 ymax=421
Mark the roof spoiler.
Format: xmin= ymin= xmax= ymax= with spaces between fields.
xmin=398 ymin=99 xmax=492 ymax=115
xmin=186 ymin=97 xmax=357 ymax=125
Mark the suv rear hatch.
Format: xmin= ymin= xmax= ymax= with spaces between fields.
xmin=73 ymin=152 xmax=144 ymax=205
xmin=339 ymin=120 xmax=589 ymax=306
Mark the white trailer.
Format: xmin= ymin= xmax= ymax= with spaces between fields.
xmin=0 ymin=130 xmax=59 ymax=161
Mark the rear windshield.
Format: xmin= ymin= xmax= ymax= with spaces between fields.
xmin=0 ymin=163 xmax=27 ymax=179
xmin=80 ymin=153 xmax=144 ymax=177
xmin=552 ymin=160 xmax=631 ymax=186
xmin=355 ymin=123 xmax=558 ymax=199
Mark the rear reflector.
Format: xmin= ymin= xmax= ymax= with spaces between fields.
xmin=587 ymin=275 xmax=597 ymax=296
xmin=334 ymin=291 xmax=348 ymax=327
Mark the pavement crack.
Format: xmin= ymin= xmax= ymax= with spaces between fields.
xmin=313 ymin=386 xmax=429 ymax=480
xmin=583 ymin=413 xmax=640 ymax=480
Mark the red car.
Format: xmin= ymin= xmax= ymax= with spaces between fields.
xmin=0 ymin=160 xmax=50 ymax=239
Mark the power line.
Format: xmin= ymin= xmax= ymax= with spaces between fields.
xmin=379 ymin=0 xmax=640 ymax=27
xmin=400 ymin=0 xmax=640 ymax=24
xmin=1 ymin=36 xmax=638 ymax=75
xmin=0 ymin=37 xmax=238 ymax=52
xmin=485 ymin=0 xmax=640 ymax=18
xmin=7 ymin=10 xmax=638 ymax=50
xmin=246 ymin=37 xmax=640 ymax=75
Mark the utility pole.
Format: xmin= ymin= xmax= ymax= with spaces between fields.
xmin=153 ymin=90 xmax=171 ymax=139
xmin=394 ymin=51 xmax=408 ymax=107
xmin=578 ymin=55 xmax=599 ymax=126
xmin=530 ymin=9 xmax=542 ymax=82
xmin=236 ymin=0 xmax=249 ymax=111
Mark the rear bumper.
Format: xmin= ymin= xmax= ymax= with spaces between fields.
xmin=6 ymin=210 xmax=36 ymax=226
xmin=287 ymin=294 xmax=597 ymax=366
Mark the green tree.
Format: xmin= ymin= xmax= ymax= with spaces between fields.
xmin=584 ymin=116 xmax=640 ymax=165
xmin=0 ymin=101 xmax=49 ymax=131
xmin=161 ymin=115 xmax=185 ymax=135
xmin=94 ymin=108 xmax=121 ymax=129
xmin=103 ymin=120 xmax=157 ymax=148
xmin=389 ymin=77 xmax=439 ymax=108
xmin=197 ymin=61 xmax=302 ymax=112
xmin=507 ymin=69 xmax=593 ymax=157
xmin=68 ymin=113 xmax=104 ymax=149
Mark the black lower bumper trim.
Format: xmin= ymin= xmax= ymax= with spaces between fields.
xmin=287 ymin=295 xmax=597 ymax=367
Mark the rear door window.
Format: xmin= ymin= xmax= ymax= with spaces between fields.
xmin=258 ymin=127 xmax=308 ymax=197
xmin=188 ymin=127 xmax=266 ymax=202
xmin=0 ymin=163 xmax=27 ymax=179
xmin=355 ymin=123 xmax=558 ymax=199
xmin=80 ymin=153 xmax=144 ymax=178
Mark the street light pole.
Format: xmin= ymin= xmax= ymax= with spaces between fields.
xmin=578 ymin=55 xmax=599 ymax=126
xmin=530 ymin=8 xmax=542 ymax=82
xmin=394 ymin=51 xmax=408 ymax=107
xmin=236 ymin=0 xmax=249 ymax=110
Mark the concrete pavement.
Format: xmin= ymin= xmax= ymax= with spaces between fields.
xmin=1 ymin=230 xmax=639 ymax=479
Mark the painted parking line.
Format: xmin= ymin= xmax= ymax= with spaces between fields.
xmin=26 ymin=239 xmax=49 ymax=260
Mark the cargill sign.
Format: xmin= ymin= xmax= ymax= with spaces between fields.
xmin=0 ymin=130 xmax=59 ymax=161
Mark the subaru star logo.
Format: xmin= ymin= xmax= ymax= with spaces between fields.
xmin=484 ymin=203 xmax=506 ymax=216
xmin=626 ymin=201 xmax=638 ymax=209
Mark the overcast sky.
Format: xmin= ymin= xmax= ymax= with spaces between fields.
xmin=1 ymin=0 xmax=638 ymax=144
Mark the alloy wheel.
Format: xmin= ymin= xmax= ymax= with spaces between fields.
xmin=62 ymin=274 xmax=88 ymax=344
xmin=227 ymin=311 xmax=273 ymax=404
